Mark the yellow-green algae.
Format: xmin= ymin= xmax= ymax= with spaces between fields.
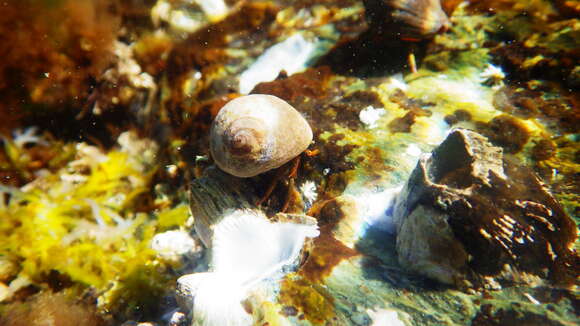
xmin=1 ymin=129 xmax=76 ymax=184
xmin=156 ymin=204 xmax=191 ymax=231
xmin=279 ymin=274 xmax=336 ymax=325
xmin=252 ymin=301 xmax=293 ymax=326
xmin=0 ymin=132 xmax=190 ymax=313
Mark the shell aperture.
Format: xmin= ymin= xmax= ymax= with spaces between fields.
xmin=210 ymin=94 xmax=313 ymax=177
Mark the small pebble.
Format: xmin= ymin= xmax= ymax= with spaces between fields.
xmin=169 ymin=311 xmax=188 ymax=326
xmin=151 ymin=230 xmax=199 ymax=261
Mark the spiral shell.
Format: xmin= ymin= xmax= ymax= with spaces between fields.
xmin=210 ymin=94 xmax=313 ymax=178
xmin=364 ymin=0 xmax=450 ymax=39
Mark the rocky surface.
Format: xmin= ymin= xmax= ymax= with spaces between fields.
xmin=394 ymin=129 xmax=578 ymax=288
xmin=1 ymin=1 xmax=578 ymax=325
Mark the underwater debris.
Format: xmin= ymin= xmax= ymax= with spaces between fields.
xmin=164 ymin=1 xmax=278 ymax=115
xmin=209 ymin=94 xmax=313 ymax=178
xmin=1 ymin=126 xmax=76 ymax=187
xmin=299 ymin=180 xmax=319 ymax=209
xmin=479 ymin=64 xmax=506 ymax=88
xmin=9 ymin=127 xmax=49 ymax=149
xmin=185 ymin=167 xmax=319 ymax=325
xmin=91 ymin=41 xmax=157 ymax=118
xmin=359 ymin=106 xmax=386 ymax=128
xmin=394 ymin=129 xmax=579 ymax=288
xmin=182 ymin=166 xmax=320 ymax=326
xmin=367 ymin=307 xmax=408 ymax=326
xmin=151 ymin=0 xmax=233 ymax=33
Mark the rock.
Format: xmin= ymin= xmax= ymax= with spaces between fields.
xmin=471 ymin=302 xmax=570 ymax=326
xmin=168 ymin=311 xmax=188 ymax=326
xmin=0 ymin=282 xmax=9 ymax=302
xmin=317 ymin=195 xmax=364 ymax=249
xmin=393 ymin=128 xmax=578 ymax=288
xmin=0 ymin=256 xmax=18 ymax=283
xmin=175 ymin=272 xmax=212 ymax=314
xmin=151 ymin=230 xmax=201 ymax=263
xmin=188 ymin=166 xmax=257 ymax=248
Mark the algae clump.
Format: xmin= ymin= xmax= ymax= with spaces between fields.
xmin=0 ymin=131 xmax=176 ymax=313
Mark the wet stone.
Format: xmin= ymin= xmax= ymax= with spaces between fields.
xmin=393 ymin=128 xmax=579 ymax=289
xmin=471 ymin=303 xmax=570 ymax=326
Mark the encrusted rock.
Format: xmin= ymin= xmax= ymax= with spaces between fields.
xmin=393 ymin=128 xmax=578 ymax=288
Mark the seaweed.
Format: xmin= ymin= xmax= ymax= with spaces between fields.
xmin=0 ymin=291 xmax=106 ymax=326
xmin=0 ymin=132 xmax=181 ymax=318
xmin=0 ymin=0 xmax=121 ymax=133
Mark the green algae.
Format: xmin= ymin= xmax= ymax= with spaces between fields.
xmin=156 ymin=204 xmax=191 ymax=231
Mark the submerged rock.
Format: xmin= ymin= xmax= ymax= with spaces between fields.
xmin=393 ymin=128 xmax=578 ymax=288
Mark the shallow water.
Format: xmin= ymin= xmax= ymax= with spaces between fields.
xmin=0 ymin=0 xmax=578 ymax=325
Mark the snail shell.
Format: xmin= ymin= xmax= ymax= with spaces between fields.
xmin=364 ymin=0 xmax=450 ymax=39
xmin=210 ymin=94 xmax=313 ymax=178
